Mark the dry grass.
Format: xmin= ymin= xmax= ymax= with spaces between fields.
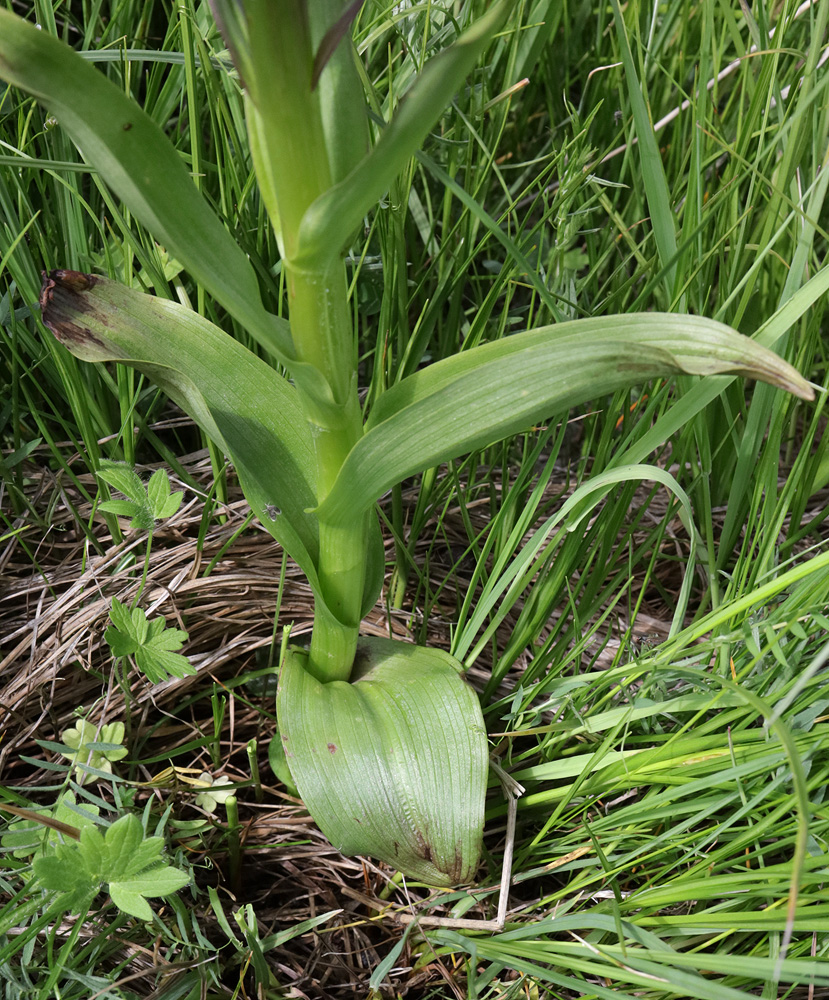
xmin=0 ymin=439 xmax=694 ymax=997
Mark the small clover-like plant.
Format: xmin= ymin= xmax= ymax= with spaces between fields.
xmin=97 ymin=461 xmax=188 ymax=674
xmin=32 ymin=812 xmax=190 ymax=921
xmin=106 ymin=598 xmax=195 ymax=684
xmin=97 ymin=460 xmax=183 ymax=532
xmin=59 ymin=719 xmax=128 ymax=777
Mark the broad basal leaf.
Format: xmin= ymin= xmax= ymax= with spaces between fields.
xmin=277 ymin=637 xmax=488 ymax=886
xmin=317 ymin=314 xmax=815 ymax=524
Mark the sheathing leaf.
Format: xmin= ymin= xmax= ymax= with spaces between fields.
xmin=39 ymin=270 xmax=385 ymax=619
xmin=40 ymin=271 xmax=319 ymax=579
xmin=277 ymin=637 xmax=488 ymax=886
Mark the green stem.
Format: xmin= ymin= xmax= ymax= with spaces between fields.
xmin=225 ymin=794 xmax=241 ymax=897
xmin=132 ymin=531 xmax=152 ymax=610
xmin=288 ymin=262 xmax=367 ymax=681
xmin=245 ymin=2 xmax=368 ymax=682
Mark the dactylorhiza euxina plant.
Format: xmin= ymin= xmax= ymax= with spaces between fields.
xmin=0 ymin=2 xmax=814 ymax=885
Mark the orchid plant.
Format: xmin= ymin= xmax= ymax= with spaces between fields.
xmin=0 ymin=2 xmax=813 ymax=886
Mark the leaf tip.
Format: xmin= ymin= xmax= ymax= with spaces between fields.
xmin=39 ymin=269 xmax=110 ymax=354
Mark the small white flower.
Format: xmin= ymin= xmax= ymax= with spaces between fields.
xmin=194 ymin=772 xmax=235 ymax=814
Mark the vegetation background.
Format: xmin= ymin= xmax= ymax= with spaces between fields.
xmin=1 ymin=0 xmax=829 ymax=997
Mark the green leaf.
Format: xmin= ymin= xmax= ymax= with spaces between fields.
xmin=277 ymin=637 xmax=488 ymax=886
xmin=103 ymin=629 xmax=135 ymax=658
xmin=610 ymin=0 xmax=679 ymax=299
xmin=296 ymin=0 xmax=511 ymax=267
xmin=131 ymin=605 xmax=150 ymax=645
xmin=107 ymin=597 xmax=135 ymax=636
xmin=135 ymin=645 xmax=193 ymax=684
xmin=39 ymin=270 xmax=384 ymax=620
xmin=97 ymin=462 xmax=146 ymax=503
xmin=105 ymin=598 xmax=194 ymax=682
xmin=31 ymin=811 xmax=188 ymax=920
xmin=97 ymin=461 xmax=180 ymax=532
xmin=77 ymin=825 xmax=106 ymax=878
xmin=40 ymin=271 xmax=319 ymax=584
xmin=267 ymin=730 xmax=299 ymax=797
xmin=33 ymin=854 xmax=93 ymax=894
xmin=317 ymin=314 xmax=815 ymax=524
xmin=1 ymin=818 xmax=43 ymax=858
xmin=308 ymin=0 xmax=368 ymax=185
xmin=98 ymin=498 xmax=151 ymax=531
xmin=114 ymin=866 xmax=190 ymax=896
xmin=120 ymin=838 xmax=169 ymax=878
xmin=107 ymin=885 xmax=153 ymax=921
xmin=147 ymin=468 xmax=183 ymax=520
xmin=59 ymin=720 xmax=127 ymax=774
xmin=103 ymin=814 xmax=145 ymax=874
xmin=104 ymin=626 xmax=137 ymax=658
xmin=0 ymin=9 xmax=293 ymax=365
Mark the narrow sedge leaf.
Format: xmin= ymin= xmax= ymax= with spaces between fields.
xmin=278 ymin=637 xmax=488 ymax=886
xmin=317 ymin=314 xmax=815 ymax=523
xmin=261 ymin=909 xmax=344 ymax=950
xmin=610 ymin=0 xmax=679 ymax=298
xmin=0 ymin=10 xmax=294 ymax=365
xmin=296 ymin=0 xmax=511 ymax=267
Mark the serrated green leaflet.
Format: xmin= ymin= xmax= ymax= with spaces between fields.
xmin=277 ymin=637 xmax=487 ymax=886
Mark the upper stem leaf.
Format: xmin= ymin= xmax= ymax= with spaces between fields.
xmin=295 ymin=0 xmax=511 ymax=268
xmin=316 ymin=314 xmax=815 ymax=524
xmin=0 ymin=9 xmax=293 ymax=366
